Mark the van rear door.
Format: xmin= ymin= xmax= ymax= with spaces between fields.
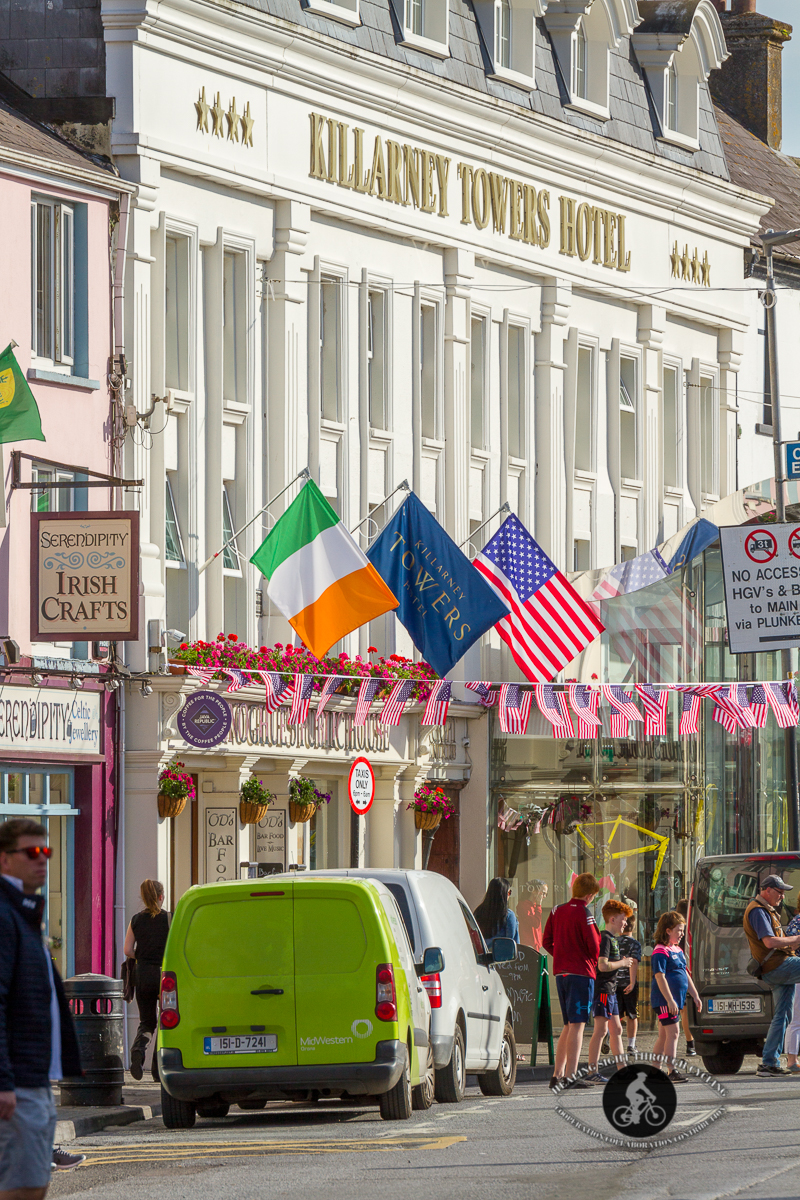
xmin=180 ymin=882 xmax=297 ymax=1070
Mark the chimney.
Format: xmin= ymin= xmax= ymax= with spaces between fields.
xmin=709 ymin=5 xmax=792 ymax=150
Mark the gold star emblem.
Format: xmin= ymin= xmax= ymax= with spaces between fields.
xmin=240 ymin=102 xmax=254 ymax=148
xmin=681 ymin=244 xmax=691 ymax=280
xmin=669 ymin=241 xmax=681 ymax=278
xmin=210 ymin=92 xmax=225 ymax=138
xmin=226 ymin=98 xmax=240 ymax=142
xmin=194 ymin=86 xmax=210 ymax=133
xmin=701 ymin=251 xmax=711 ymax=287
xmin=691 ymin=249 xmax=700 ymax=284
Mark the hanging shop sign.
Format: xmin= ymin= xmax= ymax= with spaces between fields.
xmin=178 ymin=690 xmax=233 ymax=748
xmin=255 ymin=809 xmax=287 ymax=872
xmin=348 ymin=756 xmax=375 ymax=816
xmin=31 ymin=510 xmax=140 ymax=641
xmin=719 ymin=524 xmax=800 ymax=654
xmin=0 ymin=684 xmax=101 ymax=755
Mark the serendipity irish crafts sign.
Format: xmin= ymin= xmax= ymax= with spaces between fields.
xmin=31 ymin=511 xmax=140 ymax=641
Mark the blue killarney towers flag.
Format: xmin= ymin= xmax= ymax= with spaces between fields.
xmin=366 ymin=492 xmax=509 ymax=677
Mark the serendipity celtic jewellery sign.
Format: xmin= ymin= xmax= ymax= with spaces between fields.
xmin=31 ymin=511 xmax=140 ymax=641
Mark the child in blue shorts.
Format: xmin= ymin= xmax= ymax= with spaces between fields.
xmin=651 ymin=909 xmax=703 ymax=1083
xmin=586 ymin=898 xmax=634 ymax=1083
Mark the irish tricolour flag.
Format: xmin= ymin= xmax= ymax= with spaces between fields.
xmin=250 ymin=480 xmax=398 ymax=658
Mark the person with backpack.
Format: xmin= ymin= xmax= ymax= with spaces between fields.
xmin=743 ymin=874 xmax=800 ymax=1077
xmin=123 ymin=880 xmax=171 ymax=1082
xmin=474 ymin=878 xmax=519 ymax=947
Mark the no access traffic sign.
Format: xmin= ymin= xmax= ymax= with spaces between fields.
xmin=348 ymin=756 xmax=375 ymax=816
xmin=719 ymin=523 xmax=800 ymax=654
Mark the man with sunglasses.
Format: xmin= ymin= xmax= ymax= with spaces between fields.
xmin=0 ymin=818 xmax=81 ymax=1199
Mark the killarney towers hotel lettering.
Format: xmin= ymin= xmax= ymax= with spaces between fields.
xmin=309 ymin=111 xmax=631 ymax=271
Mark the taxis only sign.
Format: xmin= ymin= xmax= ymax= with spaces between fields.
xmin=719 ymin=524 xmax=800 ymax=653
xmin=348 ymin=756 xmax=375 ymax=815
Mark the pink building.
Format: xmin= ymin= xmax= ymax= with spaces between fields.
xmin=0 ymin=96 xmax=134 ymax=979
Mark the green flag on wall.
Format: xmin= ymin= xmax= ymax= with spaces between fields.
xmin=0 ymin=344 xmax=44 ymax=443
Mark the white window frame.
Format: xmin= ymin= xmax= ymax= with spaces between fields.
xmin=470 ymin=313 xmax=488 ymax=453
xmin=473 ymin=0 xmax=542 ymax=88
xmin=574 ymin=342 xmax=596 ymax=475
xmin=368 ymin=287 xmax=390 ymax=433
xmin=391 ymin=0 xmax=450 ymax=58
xmin=165 ymin=232 xmax=191 ymax=395
xmin=165 ymin=475 xmax=186 ymax=567
xmin=544 ymin=0 xmax=641 ymax=121
xmin=619 ymin=354 xmax=640 ymax=485
xmin=303 ymin=0 xmax=361 ymax=26
xmin=419 ymin=297 xmax=442 ymax=444
xmin=320 ymin=272 xmax=345 ymax=424
xmin=699 ymin=368 xmax=719 ymax=503
xmin=222 ymin=484 xmax=242 ymax=575
xmin=506 ymin=321 xmax=527 ymax=464
xmin=662 ymin=356 xmax=683 ymax=493
xmin=31 ymin=196 xmax=75 ymax=371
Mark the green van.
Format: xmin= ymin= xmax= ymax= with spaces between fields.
xmin=156 ymin=875 xmax=441 ymax=1126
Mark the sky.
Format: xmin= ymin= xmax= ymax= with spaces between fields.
xmin=758 ymin=0 xmax=799 ymax=157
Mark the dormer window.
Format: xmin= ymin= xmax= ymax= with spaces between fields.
xmin=544 ymin=0 xmax=640 ymax=121
xmin=407 ymin=0 xmax=422 ymax=36
xmin=495 ymin=0 xmax=511 ymax=69
xmin=475 ymin=0 xmax=542 ymax=89
xmin=573 ymin=21 xmax=587 ymax=99
xmin=666 ymin=61 xmax=678 ymax=131
xmin=392 ymin=0 xmax=449 ymax=56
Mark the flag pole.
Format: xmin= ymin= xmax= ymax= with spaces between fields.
xmin=458 ymin=502 xmax=511 ymax=550
xmin=349 ymin=479 xmax=411 ymax=536
xmin=198 ymin=467 xmax=310 ymax=575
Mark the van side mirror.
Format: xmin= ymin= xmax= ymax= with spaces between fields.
xmin=491 ymin=937 xmax=517 ymax=963
xmin=422 ymin=947 xmax=445 ymax=975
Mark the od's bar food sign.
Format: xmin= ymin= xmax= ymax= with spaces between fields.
xmin=720 ymin=524 xmax=800 ymax=654
xmin=31 ymin=511 xmax=140 ymax=641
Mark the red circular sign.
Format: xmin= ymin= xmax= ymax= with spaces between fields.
xmin=744 ymin=528 xmax=778 ymax=564
xmin=348 ymin=756 xmax=375 ymax=816
xmin=789 ymin=529 xmax=800 ymax=560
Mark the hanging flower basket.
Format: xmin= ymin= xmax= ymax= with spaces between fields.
xmin=407 ymin=782 xmax=456 ymax=833
xmin=157 ymin=759 xmax=195 ymax=820
xmin=415 ymin=810 xmax=442 ymax=831
xmin=288 ymin=777 xmax=331 ymax=824
xmin=239 ymin=777 xmax=275 ymax=825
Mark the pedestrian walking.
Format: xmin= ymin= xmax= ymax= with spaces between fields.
xmin=123 ymin=880 xmax=171 ymax=1082
xmin=743 ymin=874 xmax=800 ymax=1077
xmin=617 ymin=908 xmax=642 ymax=1056
xmin=542 ymin=873 xmax=601 ymax=1090
xmin=585 ymin=899 xmax=634 ymax=1082
xmin=517 ymin=880 xmax=548 ymax=952
xmin=0 ymin=817 xmax=82 ymax=1199
xmin=675 ymin=898 xmax=696 ymax=1057
xmin=474 ymin=877 xmax=519 ymax=948
xmin=782 ymin=904 xmax=800 ymax=1074
xmin=651 ymin=910 xmax=702 ymax=1083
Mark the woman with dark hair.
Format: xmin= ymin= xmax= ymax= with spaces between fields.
xmin=474 ymin=878 xmax=519 ymax=947
xmin=123 ymin=880 xmax=170 ymax=1081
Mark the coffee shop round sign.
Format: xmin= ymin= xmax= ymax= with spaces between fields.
xmin=177 ymin=690 xmax=232 ymax=748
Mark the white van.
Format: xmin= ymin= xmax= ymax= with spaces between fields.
xmin=311 ymin=868 xmax=517 ymax=1101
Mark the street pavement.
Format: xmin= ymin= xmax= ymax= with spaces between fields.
xmin=48 ymin=1069 xmax=800 ymax=1200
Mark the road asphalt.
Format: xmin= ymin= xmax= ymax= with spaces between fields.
xmin=48 ymin=1066 xmax=800 ymax=1200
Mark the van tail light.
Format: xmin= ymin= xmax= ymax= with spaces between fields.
xmin=160 ymin=971 xmax=180 ymax=1029
xmin=686 ymin=883 xmax=694 ymax=976
xmin=421 ymin=973 xmax=442 ymax=1009
xmin=375 ymin=963 xmax=397 ymax=1022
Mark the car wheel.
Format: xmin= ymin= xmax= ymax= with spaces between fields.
xmin=195 ymin=1100 xmax=230 ymax=1119
xmin=701 ymin=1044 xmax=745 ymax=1075
xmin=412 ymin=1039 xmax=435 ymax=1110
xmin=379 ymin=1045 xmax=413 ymax=1121
xmin=434 ymin=1023 xmax=466 ymax=1104
xmin=160 ymin=1085 xmax=196 ymax=1129
xmin=478 ymin=1020 xmax=517 ymax=1096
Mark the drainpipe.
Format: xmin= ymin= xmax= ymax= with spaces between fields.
xmin=114 ymin=679 xmax=128 ymax=1064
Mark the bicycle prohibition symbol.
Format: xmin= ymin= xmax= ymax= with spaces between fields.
xmin=602 ymin=1064 xmax=676 ymax=1138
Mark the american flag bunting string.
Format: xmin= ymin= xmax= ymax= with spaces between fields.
xmin=287 ymin=674 xmax=313 ymax=725
xmin=380 ymin=679 xmax=414 ymax=726
xmin=354 ymin=677 xmax=381 ymax=725
xmin=750 ymin=683 xmax=769 ymax=729
xmin=421 ymin=680 xmax=452 ymax=726
xmin=474 ymin=514 xmax=605 ymax=683
xmin=497 ymin=684 xmax=533 ymax=735
xmin=187 ymin=665 xmax=215 ymax=685
xmin=261 ymin=671 xmax=292 ymax=714
xmin=600 ymin=685 xmax=643 ymax=738
xmin=465 ymin=681 xmax=498 ymax=706
xmin=679 ymin=690 xmax=701 ymax=737
xmin=567 ymin=684 xmax=601 ymax=737
xmin=223 ymin=669 xmax=247 ymax=693
xmin=634 ymin=685 xmax=669 ymax=737
xmin=711 ymin=685 xmax=753 ymax=733
xmin=315 ymin=675 xmax=345 ymax=723
xmin=730 ymin=684 xmax=758 ymax=729
xmin=534 ymin=684 xmax=574 ymax=736
xmin=766 ymin=682 xmax=800 ymax=728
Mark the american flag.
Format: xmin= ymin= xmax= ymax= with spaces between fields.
xmin=567 ymin=684 xmax=601 ymax=737
xmin=475 ymin=515 xmax=604 ymax=683
xmin=315 ymin=675 xmax=345 ymax=723
xmin=766 ymin=682 xmax=800 ymax=728
xmin=223 ymin=669 xmax=247 ymax=693
xmin=600 ymin=685 xmax=643 ymax=737
xmin=422 ymin=680 xmax=452 ymax=726
xmin=634 ymin=684 xmax=669 ymax=737
xmin=465 ymin=681 xmax=498 ymax=706
xmin=498 ymin=801 xmax=522 ymax=832
xmin=261 ymin=671 xmax=292 ymax=713
xmin=288 ymin=674 xmax=313 ymax=725
xmin=497 ymin=684 xmax=533 ymax=734
xmin=751 ymin=683 xmax=769 ymax=729
xmin=598 ymin=570 xmax=700 ymax=687
xmin=590 ymin=549 xmax=670 ymax=603
xmin=711 ymin=685 xmax=752 ymax=733
xmin=679 ymin=689 xmax=701 ymax=736
xmin=534 ymin=684 xmax=574 ymax=736
xmin=380 ymin=679 xmax=414 ymax=726
xmin=355 ymin=677 xmax=380 ymax=725
xmin=187 ymin=665 xmax=216 ymax=684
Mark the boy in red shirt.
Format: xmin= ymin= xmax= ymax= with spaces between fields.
xmin=542 ymin=872 xmax=601 ymax=1089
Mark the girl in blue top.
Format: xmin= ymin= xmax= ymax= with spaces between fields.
xmin=651 ymin=910 xmax=702 ymax=1082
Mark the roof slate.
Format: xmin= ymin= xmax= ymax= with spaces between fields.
xmin=0 ymin=94 xmax=114 ymax=175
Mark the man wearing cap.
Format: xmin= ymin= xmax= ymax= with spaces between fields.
xmin=743 ymin=874 xmax=800 ymax=1077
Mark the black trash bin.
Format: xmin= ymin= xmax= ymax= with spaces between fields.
xmin=60 ymin=974 xmax=124 ymax=1106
